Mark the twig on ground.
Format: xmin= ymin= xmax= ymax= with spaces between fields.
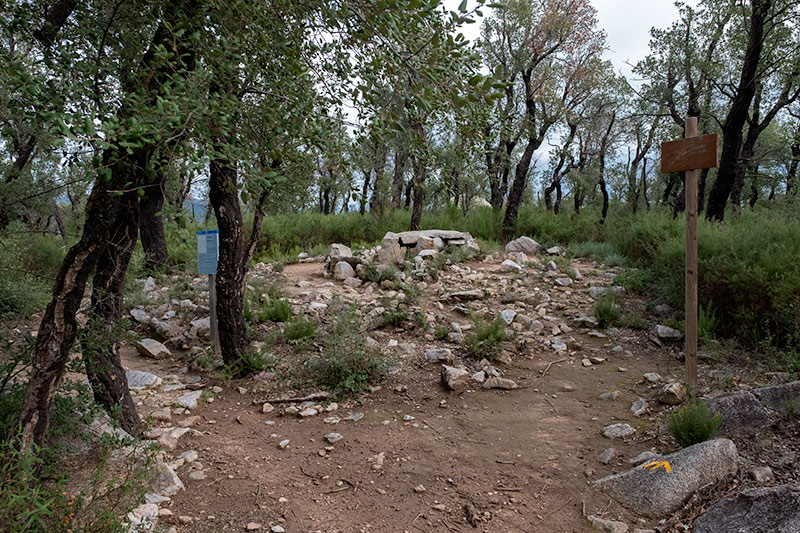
xmin=540 ymin=357 xmax=568 ymax=378
xmin=532 ymin=496 xmax=573 ymax=525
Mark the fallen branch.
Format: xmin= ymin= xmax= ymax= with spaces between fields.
xmin=539 ymin=357 xmax=568 ymax=378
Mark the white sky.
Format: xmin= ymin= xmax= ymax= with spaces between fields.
xmin=446 ymin=0 xmax=700 ymax=79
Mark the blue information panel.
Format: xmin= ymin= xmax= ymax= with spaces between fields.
xmin=197 ymin=230 xmax=219 ymax=275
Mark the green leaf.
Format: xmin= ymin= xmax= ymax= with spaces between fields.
xmin=458 ymin=0 xmax=468 ymax=12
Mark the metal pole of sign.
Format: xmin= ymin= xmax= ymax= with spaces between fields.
xmin=209 ymin=274 xmax=221 ymax=355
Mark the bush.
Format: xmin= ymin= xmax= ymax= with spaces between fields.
xmin=667 ymin=399 xmax=723 ymax=448
xmin=258 ymin=298 xmax=293 ymax=323
xmin=434 ymin=325 xmax=451 ymax=340
xmin=569 ymin=241 xmax=628 ymax=267
xmin=594 ymin=293 xmax=622 ymax=329
xmin=465 ymin=315 xmax=507 ymax=359
xmin=305 ymin=308 xmax=390 ymax=398
xmin=284 ymin=315 xmax=316 ymax=342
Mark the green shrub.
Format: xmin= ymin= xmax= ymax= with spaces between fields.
xmin=465 ymin=315 xmax=507 ymax=359
xmin=698 ymin=303 xmax=718 ymax=343
xmin=305 ymin=308 xmax=390 ymax=398
xmin=434 ymin=325 xmax=451 ymax=340
xmin=569 ymin=241 xmax=628 ymax=266
xmin=614 ymin=268 xmax=651 ymax=293
xmin=380 ymin=306 xmax=410 ymax=327
xmin=284 ymin=315 xmax=316 ymax=341
xmin=218 ymin=346 xmax=275 ymax=378
xmin=594 ymin=293 xmax=622 ymax=329
xmin=667 ymin=399 xmax=723 ymax=448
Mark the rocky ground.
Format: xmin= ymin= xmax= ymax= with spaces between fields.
xmin=6 ymin=231 xmax=800 ymax=532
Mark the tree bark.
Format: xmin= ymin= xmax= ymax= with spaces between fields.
xmin=359 ymin=168 xmax=370 ymax=215
xmin=84 ymin=187 xmax=143 ymax=436
xmin=209 ymin=154 xmax=249 ymax=367
xmin=140 ymin=176 xmax=169 ymax=272
xmin=706 ymin=0 xmax=772 ymax=221
xmin=502 ymin=136 xmax=540 ymax=235
xmin=392 ymin=147 xmax=407 ymax=209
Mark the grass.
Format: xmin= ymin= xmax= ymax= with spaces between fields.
xmin=284 ymin=315 xmax=317 ymax=342
xmin=464 ymin=315 xmax=507 ymax=359
xmin=594 ymin=293 xmax=622 ymax=329
xmin=667 ymin=399 xmax=723 ymax=448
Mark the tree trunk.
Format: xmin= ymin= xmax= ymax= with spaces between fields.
xmin=641 ymin=158 xmax=650 ymax=211
xmin=502 ymin=136 xmax=540 ymax=235
xmin=787 ymin=141 xmax=799 ymax=196
xmin=698 ymin=167 xmax=710 ymax=214
xmin=706 ymin=0 xmax=771 ymax=221
xmin=140 ymin=176 xmax=169 ymax=272
xmin=409 ymin=120 xmax=427 ymax=231
xmin=369 ymin=144 xmax=388 ymax=214
xmin=84 ymin=187 xmax=143 ymax=436
xmin=359 ymin=169 xmax=370 ymax=215
xmin=17 ymin=150 xmax=139 ymax=450
xmin=392 ymin=148 xmax=407 ymax=209
xmin=209 ymin=155 xmax=249 ymax=368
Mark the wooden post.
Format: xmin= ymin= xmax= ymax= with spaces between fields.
xmin=209 ymin=274 xmax=221 ymax=355
xmin=684 ymin=117 xmax=699 ymax=396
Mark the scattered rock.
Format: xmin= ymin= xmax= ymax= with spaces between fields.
xmin=659 ymin=382 xmax=686 ymax=405
xmin=500 ymin=259 xmax=523 ymax=273
xmin=413 ymin=484 xmax=426 ymax=493
xmin=599 ymin=391 xmax=620 ymax=401
xmin=175 ymin=390 xmax=203 ymax=410
xmin=424 ymin=348 xmax=453 ymax=363
xmin=588 ymin=286 xmax=607 ymax=298
xmin=628 ymin=451 xmax=662 ymax=465
xmin=603 ymin=424 xmax=636 ymax=439
xmin=127 ymin=369 xmax=162 ymax=390
xmin=751 ymin=380 xmax=800 ymax=413
xmin=483 ymin=377 xmax=518 ymax=390
xmin=324 ymin=432 xmax=343 ymax=444
xmin=333 ymin=261 xmax=356 ymax=281
xmin=329 ymin=243 xmax=352 ymax=257
xmin=631 ymin=398 xmax=648 ymax=416
xmin=750 ymin=466 xmax=774 ymax=483
xmin=575 ymin=315 xmax=599 ymax=328
xmin=505 ymin=236 xmax=541 ymax=255
xmin=136 ymin=339 xmax=171 ymax=359
xmin=152 ymin=461 xmax=184 ymax=496
xmin=654 ymin=304 xmax=674 ymax=315
xmin=246 ymin=523 xmax=262 ymax=531
xmin=654 ymin=324 xmax=682 ymax=341
xmin=441 ymin=365 xmax=469 ymax=391
xmin=643 ymin=373 xmax=662 ymax=383
xmin=694 ymin=483 xmax=800 ymax=533
xmin=555 ymin=277 xmax=573 ymax=287
xmin=587 ymin=515 xmax=628 ymax=533
xmin=593 ymin=439 xmax=738 ymax=518
xmin=500 ymin=309 xmax=517 ymax=325
xmin=546 ymin=246 xmax=563 ymax=256
xmin=708 ymin=391 xmax=772 ymax=435
xmin=278 ymin=439 xmax=290 ymax=449
xmin=599 ymin=448 xmax=616 ymax=465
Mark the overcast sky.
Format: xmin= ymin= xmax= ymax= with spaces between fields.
xmin=446 ymin=0 xmax=700 ymax=79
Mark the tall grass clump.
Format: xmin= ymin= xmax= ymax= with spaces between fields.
xmin=0 ymin=226 xmax=63 ymax=316
xmin=465 ymin=315 xmax=507 ymax=359
xmin=667 ymin=399 xmax=723 ymax=448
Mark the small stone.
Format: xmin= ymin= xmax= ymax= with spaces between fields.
xmin=630 ymin=398 xmax=647 ymax=416
xmin=262 ymin=402 xmax=275 ymax=413
xmin=246 ymin=523 xmax=262 ymax=531
xmin=500 ymin=259 xmax=523 ymax=273
xmin=325 ymin=432 xmax=343 ymax=444
xmin=179 ymin=450 xmax=198 ymax=463
xmin=551 ymin=338 xmax=567 ymax=352
xmin=659 ymin=382 xmax=686 ymax=405
xmin=555 ymin=277 xmax=573 ymax=287
xmin=589 ymin=286 xmax=607 ymax=298
xmin=643 ymin=373 xmax=662 ymax=383
xmin=483 ymin=377 xmax=519 ymax=390
xmin=749 ymin=466 xmax=774 ymax=483
xmin=271 ymin=526 xmax=285 ymax=533
xmin=654 ymin=324 xmax=682 ymax=341
xmin=403 ymin=415 xmax=415 ymax=421
xmin=603 ymin=423 xmax=636 ymax=439
xmin=278 ymin=439 xmax=290 ymax=449
xmin=299 ymin=408 xmax=319 ymax=417
xmin=599 ymin=448 xmax=616 ymax=465
xmin=178 ymin=515 xmax=193 ymax=525
xmin=500 ymin=309 xmax=517 ymax=325
xmin=175 ymin=390 xmax=203 ymax=410
xmin=424 ymin=348 xmax=453 ymax=362
xmin=441 ymin=365 xmax=469 ymax=391
xmin=188 ymin=471 xmax=206 ymax=481
xmin=599 ymin=391 xmax=620 ymax=401
xmin=414 ymin=484 xmax=426 ymax=493
xmin=582 ymin=358 xmax=593 ymax=367
xmin=587 ymin=515 xmax=629 ymax=533
xmin=136 ymin=339 xmax=171 ymax=359
xmin=333 ymin=261 xmax=356 ymax=281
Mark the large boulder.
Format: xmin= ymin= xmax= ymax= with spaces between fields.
xmin=377 ymin=241 xmax=405 ymax=265
xmin=505 ymin=236 xmax=541 ymax=255
xmin=751 ymin=380 xmax=800 ymax=413
xmin=441 ymin=365 xmax=469 ymax=391
xmin=707 ymin=392 xmax=772 ymax=435
xmin=592 ymin=439 xmax=738 ymax=518
xmin=694 ymin=483 xmax=800 ymax=533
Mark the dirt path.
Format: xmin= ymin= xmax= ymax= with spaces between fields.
xmin=118 ymin=256 xmax=685 ymax=532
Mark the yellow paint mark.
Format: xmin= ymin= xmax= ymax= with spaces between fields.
xmin=641 ymin=460 xmax=672 ymax=473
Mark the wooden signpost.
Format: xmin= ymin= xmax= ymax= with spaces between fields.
xmin=660 ymin=117 xmax=718 ymax=395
